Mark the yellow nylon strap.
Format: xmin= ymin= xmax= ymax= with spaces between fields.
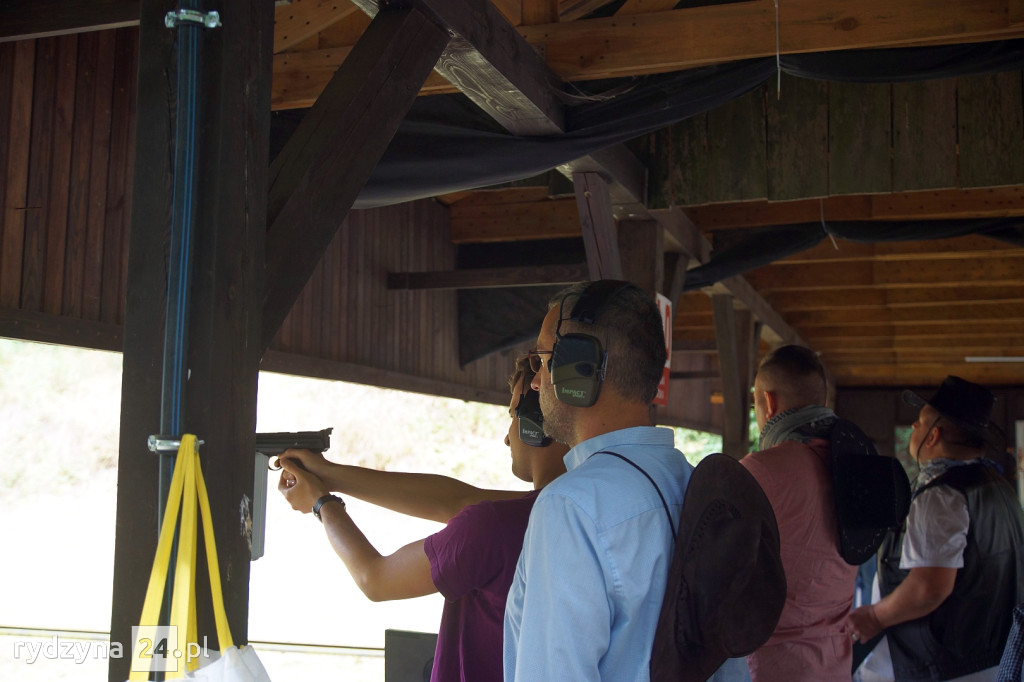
xmin=127 ymin=435 xmax=192 ymax=682
xmin=167 ymin=440 xmax=198 ymax=680
xmin=128 ymin=434 xmax=235 ymax=678
xmin=195 ymin=456 xmax=234 ymax=649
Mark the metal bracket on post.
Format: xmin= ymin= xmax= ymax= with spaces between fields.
xmin=165 ymin=9 xmax=222 ymax=29
xmin=147 ymin=435 xmax=205 ymax=454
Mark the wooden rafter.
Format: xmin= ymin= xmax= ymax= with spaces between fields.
xmin=351 ymin=0 xmax=565 ymax=135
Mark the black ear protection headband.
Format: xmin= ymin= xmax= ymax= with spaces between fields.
xmin=515 ymin=377 xmax=553 ymax=447
xmin=550 ymin=280 xmax=633 ymax=408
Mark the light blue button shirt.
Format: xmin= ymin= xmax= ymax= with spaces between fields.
xmin=504 ymin=426 xmax=693 ymax=682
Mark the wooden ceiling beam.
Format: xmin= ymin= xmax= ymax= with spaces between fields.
xmin=557 ymin=145 xmax=649 ymax=218
xmin=449 ymin=194 xmax=581 ymax=242
xmin=784 ymin=301 xmax=1024 ymax=327
xmin=272 ymin=1 xmax=1024 ymax=107
xmin=447 ymin=189 xmax=1024 ymax=246
xmin=775 ymin=234 xmax=1022 ymax=264
xmin=746 ymin=255 xmax=1024 ymax=291
xmin=0 ymin=0 xmax=138 ymax=43
xmin=387 ymin=263 xmax=589 ymax=290
xmin=520 ymin=0 xmax=1024 ymax=81
xmin=274 ymin=1 xmax=361 ymax=54
xmin=687 ymin=186 xmax=1024 ymax=230
xmin=352 ymin=0 xmax=566 ymax=135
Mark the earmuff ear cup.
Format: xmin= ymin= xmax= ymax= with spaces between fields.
xmin=550 ymin=333 xmax=604 ymax=407
xmin=516 ymin=388 xmax=552 ymax=447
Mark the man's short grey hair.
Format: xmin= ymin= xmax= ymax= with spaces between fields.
xmin=549 ymin=281 xmax=666 ymax=404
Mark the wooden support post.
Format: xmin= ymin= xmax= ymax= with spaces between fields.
xmin=713 ymin=294 xmax=757 ymax=459
xmin=109 ymin=2 xmax=273 ymax=679
xmin=574 ymin=171 xmax=622 ymax=280
xmin=262 ymin=6 xmax=450 ymax=349
xmin=618 ymin=218 xmax=663 ymax=295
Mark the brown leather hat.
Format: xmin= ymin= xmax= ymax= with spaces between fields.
xmin=650 ymin=453 xmax=786 ymax=682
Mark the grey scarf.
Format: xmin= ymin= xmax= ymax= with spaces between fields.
xmin=758 ymin=405 xmax=838 ymax=450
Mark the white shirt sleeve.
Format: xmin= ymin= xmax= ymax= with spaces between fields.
xmin=900 ymin=485 xmax=970 ymax=569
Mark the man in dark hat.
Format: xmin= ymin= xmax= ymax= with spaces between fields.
xmin=741 ymin=345 xmax=859 ymax=681
xmin=848 ymin=375 xmax=1024 ymax=681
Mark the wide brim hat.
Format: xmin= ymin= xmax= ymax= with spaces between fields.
xmin=902 ymin=375 xmax=1000 ymax=447
xmin=650 ymin=453 xmax=786 ymax=682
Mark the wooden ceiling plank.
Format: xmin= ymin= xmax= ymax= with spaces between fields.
xmin=274 ymin=1 xmax=361 ymax=54
xmin=574 ymin=171 xmax=623 ymax=279
xmin=272 ymin=44 xmax=455 ymax=109
xmin=352 ymin=0 xmax=566 ymax=135
xmin=560 ymin=0 xmax=621 ymax=22
xmin=263 ymin=6 xmax=450 ymax=349
xmin=767 ymin=285 xmax=1024 ymax=311
xmin=387 ymin=263 xmax=589 ymax=290
xmin=0 ymin=0 xmax=139 ymax=43
xmin=786 ymin=301 xmax=1024 ymax=327
xmin=616 ymin=0 xmax=680 ymax=15
xmin=747 ymin=255 xmax=1024 ymax=291
xmin=522 ymin=0 xmax=558 ymax=25
xmin=520 ymin=0 xmax=1024 ymax=82
xmin=803 ymin=320 xmax=1024 ymax=340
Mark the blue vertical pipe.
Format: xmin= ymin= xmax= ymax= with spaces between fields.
xmin=158 ymin=0 xmax=203 ymax=639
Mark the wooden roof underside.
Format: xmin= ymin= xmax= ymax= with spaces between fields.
xmin=2 ymin=0 xmax=1024 ymax=397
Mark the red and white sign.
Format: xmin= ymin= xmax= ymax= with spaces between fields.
xmin=653 ymin=293 xmax=672 ymax=406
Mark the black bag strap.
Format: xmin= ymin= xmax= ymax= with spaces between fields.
xmin=591 ymin=450 xmax=675 ymax=543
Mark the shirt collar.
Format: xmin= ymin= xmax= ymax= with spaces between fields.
xmin=916 ymin=457 xmax=984 ymax=487
xmin=563 ymin=426 xmax=674 ymax=471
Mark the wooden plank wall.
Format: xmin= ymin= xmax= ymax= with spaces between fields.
xmin=646 ymin=70 xmax=1024 ymax=207
xmin=0 ymin=29 xmax=137 ymax=327
xmin=267 ymin=198 xmax=518 ymax=400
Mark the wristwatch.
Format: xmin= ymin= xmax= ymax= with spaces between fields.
xmin=312 ymin=494 xmax=345 ymax=522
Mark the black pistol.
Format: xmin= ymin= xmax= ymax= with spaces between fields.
xmin=255 ymin=428 xmax=333 ymax=470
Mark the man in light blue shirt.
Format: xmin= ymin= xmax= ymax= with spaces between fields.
xmin=504 ymin=280 xmax=693 ymax=682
